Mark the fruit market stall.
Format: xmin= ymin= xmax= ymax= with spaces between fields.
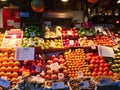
xmin=0 ymin=25 xmax=120 ymax=90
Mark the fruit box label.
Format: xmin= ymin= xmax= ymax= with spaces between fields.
xmin=99 ymin=78 xmax=110 ymax=85
xmin=52 ymin=82 xmax=64 ymax=89
xmin=0 ymin=78 xmax=10 ymax=88
xmin=78 ymin=81 xmax=90 ymax=89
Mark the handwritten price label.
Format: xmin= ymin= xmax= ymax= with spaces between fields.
xmin=0 ymin=78 xmax=10 ymax=88
xmin=50 ymin=62 xmax=60 ymax=70
xmin=52 ymin=82 xmax=64 ymax=89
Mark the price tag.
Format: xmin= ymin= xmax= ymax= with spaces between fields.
xmin=89 ymin=40 xmax=96 ymax=49
xmin=0 ymin=78 xmax=10 ymax=88
xmin=58 ymin=73 xmax=64 ymax=80
xmin=50 ymin=41 xmax=55 ymax=47
xmin=78 ymin=81 xmax=90 ymax=89
xmin=69 ymin=40 xmax=74 ymax=45
xmin=67 ymin=31 xmax=72 ymax=35
xmin=40 ymin=71 xmax=45 ymax=76
xmin=78 ymin=71 xmax=84 ymax=78
xmin=15 ymin=47 xmax=35 ymax=60
xmin=11 ymin=35 xmax=17 ymax=39
xmin=30 ymin=32 xmax=35 ymax=37
xmin=52 ymin=82 xmax=64 ymax=89
xmin=98 ymin=46 xmax=115 ymax=58
xmin=35 ymin=66 xmax=41 ymax=72
xmin=99 ymin=78 xmax=110 ymax=85
xmin=50 ymin=62 xmax=60 ymax=70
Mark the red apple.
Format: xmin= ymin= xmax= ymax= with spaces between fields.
xmin=45 ymin=75 xmax=51 ymax=80
xmin=59 ymin=55 xmax=64 ymax=59
xmin=46 ymin=70 xmax=53 ymax=75
xmin=53 ymin=58 xmax=59 ymax=63
xmin=58 ymin=58 xmax=65 ymax=64
xmin=52 ymin=55 xmax=56 ymax=59
xmin=51 ymin=74 xmax=58 ymax=80
xmin=45 ymin=65 xmax=50 ymax=70
xmin=53 ymin=69 xmax=60 ymax=74
xmin=47 ymin=60 xmax=53 ymax=65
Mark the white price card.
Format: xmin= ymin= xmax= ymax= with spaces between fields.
xmin=30 ymin=32 xmax=35 ymax=37
xmin=78 ymin=71 xmax=84 ymax=78
xmin=89 ymin=40 xmax=96 ymax=49
xmin=98 ymin=46 xmax=115 ymax=58
xmin=58 ymin=73 xmax=64 ymax=80
xmin=15 ymin=47 xmax=35 ymax=60
xmin=52 ymin=82 xmax=64 ymax=89
xmin=69 ymin=40 xmax=74 ymax=45
xmin=67 ymin=31 xmax=72 ymax=35
xmin=0 ymin=78 xmax=10 ymax=88
xmin=50 ymin=62 xmax=60 ymax=70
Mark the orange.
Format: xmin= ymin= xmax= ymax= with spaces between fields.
xmin=6 ymin=72 xmax=12 ymax=77
xmin=6 ymin=66 xmax=12 ymax=72
xmin=14 ymin=61 xmax=20 ymax=66
xmin=1 ymin=67 xmax=6 ymax=72
xmin=2 ymin=57 xmax=8 ymax=62
xmin=8 ymin=61 xmax=14 ymax=67
xmin=12 ymin=72 xmax=18 ymax=78
xmin=0 ymin=71 xmax=5 ymax=76
xmin=8 ymin=57 xmax=14 ymax=61
xmin=2 ymin=61 xmax=8 ymax=67
xmin=13 ymin=66 xmax=19 ymax=72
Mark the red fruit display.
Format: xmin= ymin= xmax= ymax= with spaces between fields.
xmin=86 ymin=52 xmax=113 ymax=77
xmin=44 ymin=54 xmax=68 ymax=80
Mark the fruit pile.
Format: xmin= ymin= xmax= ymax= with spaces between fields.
xmin=86 ymin=53 xmax=113 ymax=77
xmin=44 ymin=26 xmax=62 ymax=38
xmin=19 ymin=54 xmax=43 ymax=76
xmin=62 ymin=39 xmax=80 ymax=47
xmin=109 ymin=46 xmax=120 ymax=73
xmin=0 ymin=48 xmax=20 ymax=82
xmin=64 ymin=49 xmax=91 ymax=79
xmin=21 ymin=37 xmax=44 ymax=48
xmin=44 ymin=39 xmax=63 ymax=49
xmin=44 ymin=54 xmax=68 ymax=80
xmin=23 ymin=25 xmax=42 ymax=37
xmin=93 ymin=36 xmax=115 ymax=46
xmin=62 ymin=28 xmax=79 ymax=38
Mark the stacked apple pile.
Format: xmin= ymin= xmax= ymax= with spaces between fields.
xmin=0 ymin=48 xmax=20 ymax=82
xmin=44 ymin=54 xmax=68 ymax=80
xmin=19 ymin=54 xmax=43 ymax=76
xmin=64 ymin=49 xmax=91 ymax=79
xmin=86 ymin=53 xmax=113 ymax=77
xmin=93 ymin=36 xmax=115 ymax=46
xmin=62 ymin=28 xmax=79 ymax=38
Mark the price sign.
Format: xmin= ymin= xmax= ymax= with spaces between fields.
xmin=58 ymin=73 xmax=64 ymax=80
xmin=78 ymin=71 xmax=84 ymax=78
xmin=52 ymin=82 xmax=64 ymax=89
xmin=35 ymin=66 xmax=41 ymax=72
xmin=50 ymin=41 xmax=55 ymax=47
xmin=89 ymin=40 xmax=96 ymax=49
xmin=40 ymin=71 xmax=45 ymax=76
xmin=0 ymin=78 xmax=10 ymax=88
xmin=11 ymin=35 xmax=17 ymax=39
xmin=30 ymin=32 xmax=35 ymax=37
xmin=78 ymin=81 xmax=90 ymax=89
xmin=67 ymin=31 xmax=72 ymax=35
xmin=98 ymin=46 xmax=115 ymax=58
xmin=15 ymin=47 xmax=35 ymax=60
xmin=99 ymin=78 xmax=110 ymax=85
xmin=69 ymin=40 xmax=74 ymax=45
xmin=50 ymin=62 xmax=60 ymax=70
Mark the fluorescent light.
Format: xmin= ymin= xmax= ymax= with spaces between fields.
xmin=117 ymin=0 xmax=120 ymax=3
xmin=61 ymin=0 xmax=69 ymax=2
xmin=0 ymin=0 xmax=7 ymax=1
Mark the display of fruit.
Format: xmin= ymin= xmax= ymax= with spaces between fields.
xmin=62 ymin=39 xmax=80 ymax=47
xmin=86 ymin=53 xmax=113 ymax=77
xmin=44 ymin=26 xmax=62 ymax=38
xmin=108 ymin=46 xmax=120 ymax=73
xmin=0 ymin=33 xmax=4 ymax=47
xmin=21 ymin=37 xmax=44 ymax=48
xmin=78 ymin=36 xmax=96 ymax=47
xmin=64 ymin=49 xmax=91 ymax=78
xmin=0 ymin=48 xmax=20 ymax=82
xmin=23 ymin=25 xmax=42 ymax=37
xmin=44 ymin=39 xmax=63 ymax=49
xmin=93 ymin=36 xmax=115 ymax=46
xmin=19 ymin=54 xmax=43 ymax=76
xmin=44 ymin=54 xmax=68 ymax=80
xmin=77 ymin=27 xmax=96 ymax=36
xmin=62 ymin=28 xmax=79 ymax=38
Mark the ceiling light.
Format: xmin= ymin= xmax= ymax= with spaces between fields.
xmin=61 ymin=0 xmax=69 ymax=2
xmin=0 ymin=0 xmax=7 ymax=1
xmin=117 ymin=0 xmax=120 ymax=4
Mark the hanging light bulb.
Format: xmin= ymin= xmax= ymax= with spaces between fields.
xmin=61 ymin=0 xmax=69 ymax=2
xmin=117 ymin=0 xmax=120 ymax=4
